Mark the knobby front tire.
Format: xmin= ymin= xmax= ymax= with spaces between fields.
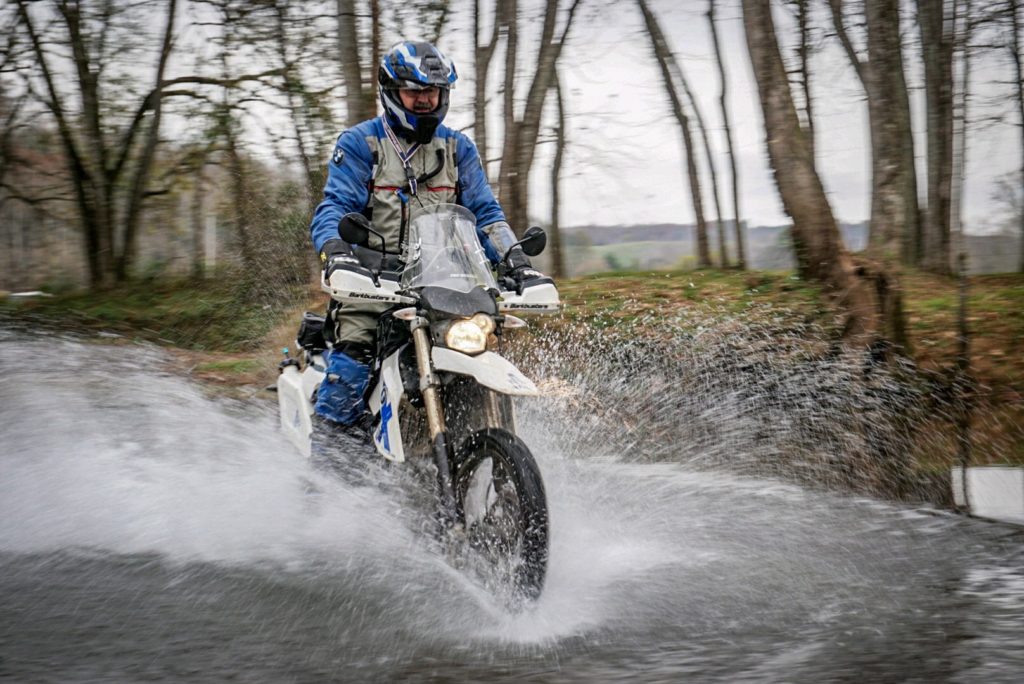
xmin=453 ymin=428 xmax=549 ymax=601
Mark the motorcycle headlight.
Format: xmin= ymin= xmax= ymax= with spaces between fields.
xmin=444 ymin=317 xmax=492 ymax=355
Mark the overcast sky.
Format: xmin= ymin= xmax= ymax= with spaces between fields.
xmin=434 ymin=0 xmax=1021 ymax=233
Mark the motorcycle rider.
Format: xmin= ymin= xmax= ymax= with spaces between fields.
xmin=309 ymin=40 xmax=551 ymax=437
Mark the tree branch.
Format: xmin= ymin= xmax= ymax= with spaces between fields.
xmin=828 ymin=0 xmax=866 ymax=84
xmin=12 ymin=0 xmax=89 ymax=184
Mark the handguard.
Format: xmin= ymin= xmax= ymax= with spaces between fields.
xmin=321 ymin=262 xmax=414 ymax=305
xmin=498 ymin=280 xmax=561 ymax=313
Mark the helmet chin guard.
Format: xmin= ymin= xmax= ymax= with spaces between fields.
xmin=378 ymin=41 xmax=457 ymax=143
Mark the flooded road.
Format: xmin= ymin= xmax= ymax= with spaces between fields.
xmin=1 ymin=330 xmax=1022 ymax=682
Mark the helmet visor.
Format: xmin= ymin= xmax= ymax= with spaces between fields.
xmin=386 ymin=80 xmax=451 ymax=92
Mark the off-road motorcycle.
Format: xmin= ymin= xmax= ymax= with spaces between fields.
xmin=276 ymin=204 xmax=559 ymax=600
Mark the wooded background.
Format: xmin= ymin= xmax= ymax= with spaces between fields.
xmin=2 ymin=0 xmax=1023 ymax=348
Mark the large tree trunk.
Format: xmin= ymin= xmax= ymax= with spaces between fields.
xmin=637 ymin=0 xmax=711 ymax=268
xmin=709 ymin=0 xmax=746 ymax=269
xmin=917 ymin=0 xmax=955 ymax=274
xmin=338 ymin=0 xmax=375 ymax=125
xmin=743 ymin=0 xmax=897 ymax=346
xmin=867 ymin=0 xmax=922 ymax=266
xmin=825 ymin=0 xmax=915 ymax=353
xmin=830 ymin=0 xmax=921 ymax=263
xmin=1011 ymin=0 xmax=1024 ymax=273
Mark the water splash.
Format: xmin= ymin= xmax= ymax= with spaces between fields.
xmin=2 ymin=326 xmax=1023 ymax=681
xmin=509 ymin=304 xmax=970 ymax=500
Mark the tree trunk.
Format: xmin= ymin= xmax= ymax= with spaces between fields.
xmin=637 ymin=0 xmax=711 ymax=268
xmin=825 ymin=0 xmax=916 ymax=352
xmin=370 ymin=0 xmax=381 ymax=104
xmin=796 ymin=0 xmax=816 ymax=160
xmin=473 ymin=0 xmax=502 ymax=174
xmin=116 ymin=0 xmax=177 ymax=281
xmin=224 ymin=113 xmax=255 ymax=270
xmin=677 ymin=45 xmax=729 ymax=268
xmin=190 ymin=165 xmax=206 ymax=280
xmin=709 ymin=0 xmax=746 ymax=269
xmin=743 ymin=0 xmax=894 ymax=346
xmin=950 ymin=0 xmax=970 ymax=266
xmin=849 ymin=0 xmax=921 ymax=263
xmin=917 ymin=0 xmax=955 ymax=274
xmin=550 ymin=72 xmax=566 ymax=279
xmin=833 ymin=0 xmax=922 ymax=264
xmin=15 ymin=0 xmax=178 ymax=288
xmin=272 ymin=1 xmax=318 ymax=206
xmin=498 ymin=0 xmax=582 ymax=236
xmin=338 ymin=0 xmax=375 ymax=125
xmin=498 ymin=0 xmax=519 ymax=224
xmin=1011 ymin=0 xmax=1024 ymax=272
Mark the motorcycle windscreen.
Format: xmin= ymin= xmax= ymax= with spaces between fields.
xmin=401 ymin=204 xmax=498 ymax=293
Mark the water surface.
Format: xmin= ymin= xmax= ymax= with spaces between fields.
xmin=1 ymin=331 xmax=1022 ymax=682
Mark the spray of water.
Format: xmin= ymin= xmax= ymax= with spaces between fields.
xmin=2 ymin=320 xmax=1022 ymax=677
xmin=511 ymin=303 xmax=966 ymax=500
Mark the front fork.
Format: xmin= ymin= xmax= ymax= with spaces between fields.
xmin=410 ymin=318 xmax=459 ymax=528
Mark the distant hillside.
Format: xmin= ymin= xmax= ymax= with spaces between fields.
xmin=551 ymin=222 xmax=1017 ymax=276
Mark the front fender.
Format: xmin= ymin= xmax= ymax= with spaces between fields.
xmin=431 ymin=347 xmax=539 ymax=396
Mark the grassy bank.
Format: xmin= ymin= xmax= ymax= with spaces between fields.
xmin=6 ymin=268 xmax=1022 ymax=478
xmin=1 ymin=276 xmax=312 ymax=388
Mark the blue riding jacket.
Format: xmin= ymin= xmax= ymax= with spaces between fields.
xmin=310 ymin=116 xmax=506 ymax=263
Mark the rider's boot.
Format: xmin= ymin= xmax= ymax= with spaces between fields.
xmin=310 ymin=413 xmax=372 ymax=470
xmin=310 ymin=346 xmax=373 ymax=479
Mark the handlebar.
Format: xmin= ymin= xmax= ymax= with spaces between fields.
xmin=322 ymin=262 xmax=560 ymax=312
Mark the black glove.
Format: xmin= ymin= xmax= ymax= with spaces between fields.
xmin=500 ymin=247 xmax=551 ymax=295
xmin=319 ymin=237 xmax=360 ymax=277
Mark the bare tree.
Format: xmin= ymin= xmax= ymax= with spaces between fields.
xmin=187 ymin=154 xmax=209 ymax=280
xmin=473 ymin=0 xmax=503 ymax=171
xmin=951 ymin=0 xmax=972 ymax=263
xmin=829 ymin=0 xmax=921 ymax=265
xmin=12 ymin=0 xmax=179 ymax=287
xmin=549 ymin=71 xmax=567 ymax=279
xmin=637 ymin=0 xmax=711 ymax=268
xmin=742 ymin=0 xmax=904 ymax=347
xmin=709 ymin=0 xmax=746 ymax=269
xmin=792 ymin=0 xmax=817 ymax=159
xmin=338 ymin=0 xmax=377 ymax=125
xmin=678 ymin=45 xmax=730 ymax=268
xmin=1010 ymin=0 xmax=1024 ymax=271
xmin=917 ymin=0 xmax=956 ymax=274
xmin=269 ymin=1 xmax=327 ymax=206
xmin=497 ymin=0 xmax=584 ymax=236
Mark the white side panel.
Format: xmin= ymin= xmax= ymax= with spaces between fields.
xmin=277 ymin=365 xmax=314 ymax=459
xmin=952 ymin=466 xmax=1024 ymax=523
xmin=368 ymin=351 xmax=406 ymax=462
xmin=431 ymin=347 xmax=539 ymax=396
xmin=302 ymin=354 xmax=325 ymax=402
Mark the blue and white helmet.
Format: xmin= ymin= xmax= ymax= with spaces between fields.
xmin=378 ymin=41 xmax=458 ymax=143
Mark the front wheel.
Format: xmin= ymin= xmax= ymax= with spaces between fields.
xmin=452 ymin=428 xmax=548 ymax=602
